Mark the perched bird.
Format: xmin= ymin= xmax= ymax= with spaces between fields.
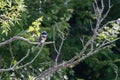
xmin=38 ymin=31 xmax=48 ymax=44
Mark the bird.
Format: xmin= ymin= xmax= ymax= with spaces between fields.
xmin=38 ymin=31 xmax=48 ymax=44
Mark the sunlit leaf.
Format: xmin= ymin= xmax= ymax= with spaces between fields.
xmin=28 ymin=26 xmax=35 ymax=32
xmin=13 ymin=60 xmax=17 ymax=65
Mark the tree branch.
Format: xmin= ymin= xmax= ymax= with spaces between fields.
xmin=0 ymin=44 xmax=44 ymax=72
xmin=35 ymin=0 xmax=120 ymax=79
xmin=0 ymin=36 xmax=54 ymax=47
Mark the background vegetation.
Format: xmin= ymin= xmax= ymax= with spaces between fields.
xmin=0 ymin=0 xmax=120 ymax=80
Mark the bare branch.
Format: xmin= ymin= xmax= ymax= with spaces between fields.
xmin=114 ymin=65 xmax=118 ymax=80
xmin=9 ymin=43 xmax=15 ymax=67
xmin=13 ymin=49 xmax=30 ymax=68
xmin=16 ymin=44 xmax=44 ymax=69
xmin=35 ymin=35 xmax=120 ymax=79
xmin=0 ymin=36 xmax=54 ymax=47
xmin=56 ymin=26 xmax=65 ymax=53
xmin=100 ymin=2 xmax=112 ymax=23
xmin=0 ymin=43 xmax=44 ymax=72
xmin=80 ymin=36 xmax=85 ymax=48
xmin=102 ymin=20 xmax=117 ymax=29
xmin=90 ymin=20 xmax=94 ymax=32
xmin=53 ymin=26 xmax=59 ymax=55
xmin=97 ymin=37 xmax=120 ymax=49
xmin=55 ymin=38 xmax=64 ymax=65
xmin=35 ymin=0 xmax=120 ymax=79
xmin=0 ymin=49 xmax=30 ymax=72
xmin=54 ymin=25 xmax=65 ymax=65
xmin=79 ymin=0 xmax=112 ymax=56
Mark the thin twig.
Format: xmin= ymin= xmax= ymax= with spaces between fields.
xmin=12 ymin=49 xmax=30 ymax=68
xmin=0 ymin=44 xmax=44 ymax=72
xmin=17 ymin=44 xmax=44 ymax=69
xmin=9 ymin=43 xmax=14 ymax=67
xmin=55 ymin=25 xmax=65 ymax=65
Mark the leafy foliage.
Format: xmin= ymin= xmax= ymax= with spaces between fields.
xmin=0 ymin=0 xmax=120 ymax=80
xmin=0 ymin=0 xmax=26 ymax=35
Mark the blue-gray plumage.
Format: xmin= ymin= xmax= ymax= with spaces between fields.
xmin=38 ymin=31 xmax=48 ymax=43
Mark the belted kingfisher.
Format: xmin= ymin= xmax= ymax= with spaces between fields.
xmin=38 ymin=31 xmax=48 ymax=43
